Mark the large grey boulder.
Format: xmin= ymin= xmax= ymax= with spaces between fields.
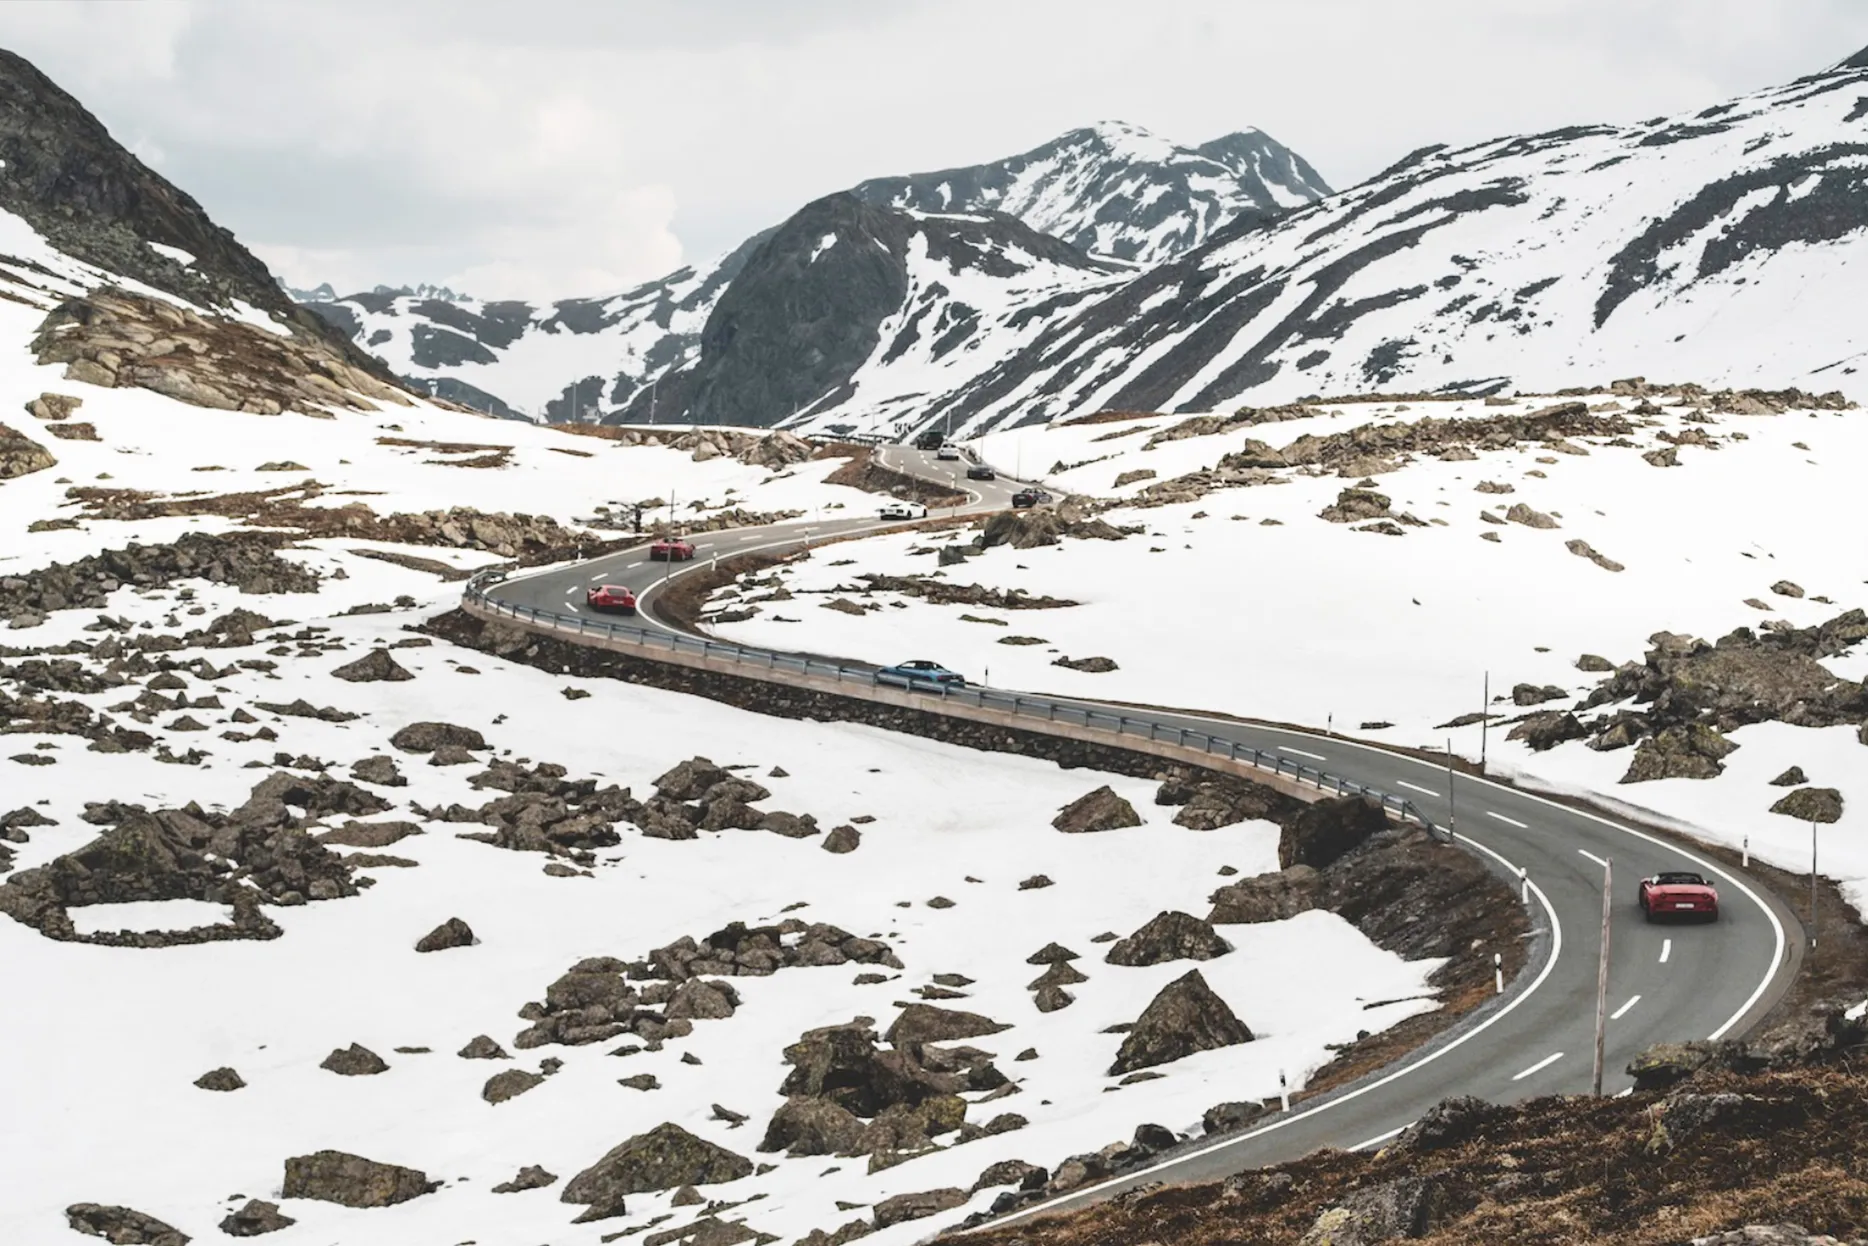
xmin=1052 ymin=785 xmax=1141 ymax=833
xmin=281 ymin=1150 xmax=436 ymax=1207
xmin=561 ymin=1123 xmax=753 ymax=1215
xmin=1105 ymin=910 xmax=1231 ymax=966
xmin=1109 ymin=970 xmax=1252 ymax=1075
xmin=65 ymin=1204 xmax=189 ymax=1245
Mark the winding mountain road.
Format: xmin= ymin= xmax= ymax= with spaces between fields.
xmin=479 ymin=444 xmax=1802 ymax=1221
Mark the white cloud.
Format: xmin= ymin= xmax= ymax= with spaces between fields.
xmin=0 ymin=0 xmax=1860 ymax=297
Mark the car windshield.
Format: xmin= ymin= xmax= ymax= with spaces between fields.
xmin=1654 ymin=872 xmax=1708 ymax=886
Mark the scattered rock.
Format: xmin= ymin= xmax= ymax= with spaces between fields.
xmin=459 ymin=1034 xmax=508 ymax=1060
xmin=1109 ymin=969 xmax=1253 ymax=1075
xmin=618 ymin=1073 xmax=661 ymax=1091
xmin=281 ymin=1150 xmax=437 ymax=1207
xmin=483 ymin=1068 xmax=546 ymax=1104
xmin=331 ymin=648 xmax=414 ymax=683
xmin=1770 ymin=766 xmax=1809 ymax=787
xmin=217 ymin=1199 xmax=294 ymax=1237
xmin=65 ymin=1204 xmax=190 ymax=1245
xmin=491 ymin=1165 xmax=558 ymax=1193
xmin=1505 ymin=503 xmax=1559 ymax=529
xmin=1052 ymin=655 xmax=1118 ymax=673
xmin=1318 ymin=488 xmax=1392 ymax=524
xmin=1203 ymin=1100 xmax=1270 ymax=1135
xmin=415 ymin=916 xmax=475 ymax=953
xmin=1626 ymin=1041 xmax=1717 ymax=1092
xmin=316 ymin=819 xmax=419 ymax=848
xmin=1621 ymin=723 xmax=1737 ymax=783
xmin=1026 ymin=941 xmax=1079 ymax=964
xmin=1052 ymin=785 xmax=1141 ymax=834
xmin=320 ymin=1043 xmax=388 ymax=1076
xmin=1770 ymin=787 xmax=1843 ymax=824
xmin=1771 ymin=580 xmax=1806 ymax=599
xmin=654 ymin=756 xmax=735 ymax=802
xmin=1511 ymin=682 xmax=1568 ymax=706
xmin=1565 ymin=538 xmax=1625 ymax=572
xmin=1207 ymin=865 xmax=1322 ymax=924
xmin=1643 ymin=446 xmax=1680 ymax=467
xmin=389 ymin=721 xmax=486 ymax=753
xmin=885 ymin=1003 xmax=1009 ymax=1046
xmin=1017 ymin=874 xmax=1053 ymax=890
xmin=1299 ymin=1175 xmax=1440 ymax=1245
xmin=25 ymin=392 xmax=82 ymax=421
xmin=561 ymin=1123 xmax=754 ymax=1215
xmin=194 ymin=1066 xmax=245 ymax=1092
xmin=0 ymin=421 xmax=56 ymax=479
xmin=1105 ymin=910 xmax=1232 ymax=966
xmin=872 ymin=1187 xmax=968 ymax=1229
xmin=1391 ymin=1096 xmax=1503 ymax=1152
xmin=821 ymin=824 xmax=861 ymax=853
xmin=347 ymin=755 xmax=406 ymax=787
xmin=1576 ymin=654 xmax=1614 ymax=672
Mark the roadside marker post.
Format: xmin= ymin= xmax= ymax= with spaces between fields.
xmin=1591 ymin=857 xmax=1612 ymax=1097
xmin=1519 ymin=867 xmax=1529 ymax=904
xmin=1494 ymin=952 xmax=1504 ymax=995
xmin=1743 ymin=835 xmax=1750 ymax=868
xmin=1278 ymin=1070 xmax=1289 ymax=1112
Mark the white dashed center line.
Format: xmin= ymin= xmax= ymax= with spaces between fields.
xmin=1512 ymin=1051 xmax=1564 ymax=1081
xmin=1281 ymin=747 xmax=1327 ymax=762
xmin=1578 ymin=849 xmax=1609 ymax=867
xmin=1611 ymin=995 xmax=1641 ymax=1020
xmin=1397 ymin=781 xmax=1438 ymax=797
xmin=1659 ymin=939 xmax=1673 ymax=964
xmin=1487 ymin=811 xmax=1529 ymax=828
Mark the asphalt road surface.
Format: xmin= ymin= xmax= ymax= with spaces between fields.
xmin=481 ymin=442 xmax=1802 ymax=1222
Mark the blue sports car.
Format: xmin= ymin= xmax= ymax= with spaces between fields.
xmin=875 ymin=659 xmax=968 ymax=689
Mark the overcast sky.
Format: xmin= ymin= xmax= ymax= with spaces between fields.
xmin=4 ymin=0 xmax=1860 ymax=300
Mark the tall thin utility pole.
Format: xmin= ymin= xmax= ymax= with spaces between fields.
xmin=1591 ymin=857 xmax=1612 ymax=1097
xmin=1480 ymin=670 xmax=1490 ymax=775
xmin=1446 ymin=736 xmax=1457 ymax=835
xmin=648 ymin=375 xmax=658 ymax=426
xmin=1811 ymin=820 xmax=1820 ymax=952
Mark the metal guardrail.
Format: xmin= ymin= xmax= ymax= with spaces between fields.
xmin=463 ymin=568 xmax=1445 ymax=839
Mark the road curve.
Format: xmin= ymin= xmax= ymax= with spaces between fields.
xmin=479 ymin=444 xmax=1802 ymax=1220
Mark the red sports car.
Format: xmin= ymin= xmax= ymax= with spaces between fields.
xmin=1638 ymin=871 xmax=1719 ymax=922
xmin=649 ymin=537 xmax=696 ymax=561
xmin=585 ymin=584 xmax=637 ymax=614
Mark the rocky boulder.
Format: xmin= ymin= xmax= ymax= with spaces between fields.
xmin=281 ymin=1150 xmax=436 ymax=1207
xmin=320 ymin=1043 xmax=388 ymax=1076
xmin=1207 ymin=866 xmax=1322 ymax=924
xmin=873 ymin=1187 xmax=968 ymax=1228
xmin=1770 ymin=787 xmax=1843 ymax=823
xmin=821 ymin=824 xmax=861 ymax=853
xmin=1202 ymin=1100 xmax=1270 ymax=1135
xmin=885 ymin=1004 xmax=1010 ymax=1047
xmin=1622 ymin=723 xmax=1737 ymax=782
xmin=1105 ymin=910 xmax=1232 ymax=965
xmin=483 ymin=1068 xmax=545 ymax=1104
xmin=491 ymin=1165 xmax=558 ymax=1194
xmin=331 ymin=648 xmax=414 ymax=683
xmin=217 ymin=1200 xmax=293 ymax=1237
xmin=193 ymin=1066 xmax=245 ymax=1092
xmin=1318 ymin=487 xmax=1391 ymax=523
xmin=561 ymin=1123 xmax=753 ymax=1215
xmin=1391 ymin=1095 xmax=1503 ymax=1152
xmin=1627 ymin=1041 xmax=1718 ymax=1091
xmin=389 ymin=721 xmax=487 ymax=754
xmin=1109 ymin=970 xmax=1253 ymax=1075
xmin=415 ymin=916 xmax=475 ymax=952
xmin=1052 ymin=785 xmax=1141 ymax=833
xmin=760 ymin=1096 xmax=867 ymax=1156
xmin=1299 ymin=1175 xmax=1441 ymax=1245
xmin=65 ymin=1204 xmax=190 ymax=1245
xmin=0 ymin=420 xmax=55 ymax=478
xmin=654 ymin=756 xmax=735 ymax=802
xmin=1277 ymin=796 xmax=1387 ymax=870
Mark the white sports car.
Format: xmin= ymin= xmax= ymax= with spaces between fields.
xmin=878 ymin=500 xmax=929 ymax=520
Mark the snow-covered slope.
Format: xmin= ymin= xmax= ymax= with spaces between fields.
xmin=902 ymin=56 xmax=1868 ymax=435
xmin=851 ymin=121 xmax=1330 ymax=266
xmin=709 ymin=384 xmax=1868 ymax=909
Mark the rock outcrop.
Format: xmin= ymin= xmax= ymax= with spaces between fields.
xmin=0 ymin=420 xmax=55 ymax=479
xmin=217 ymin=1200 xmax=294 ymax=1237
xmin=1277 ymin=796 xmax=1388 ymax=870
xmin=65 ymin=1204 xmax=190 ymax=1245
xmin=281 ymin=1150 xmax=436 ymax=1207
xmin=415 ymin=916 xmax=475 ymax=952
xmin=1109 ymin=969 xmax=1253 ymax=1075
xmin=1052 ymin=785 xmax=1142 ymax=833
xmin=1207 ymin=865 xmax=1323 ymax=924
xmin=561 ymin=1123 xmax=753 ymax=1217
xmin=1104 ymin=910 xmax=1232 ymax=966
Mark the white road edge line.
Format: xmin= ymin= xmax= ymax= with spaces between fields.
xmin=1512 ymin=1051 xmax=1564 ymax=1081
xmin=989 ymin=837 xmax=1564 ymax=1230
xmin=1396 ymin=780 xmax=1438 ymax=797
xmin=1578 ymin=849 xmax=1609 ymax=867
xmin=1660 ymin=939 xmax=1673 ymax=964
xmin=1281 ymin=746 xmax=1327 ymax=761
xmin=1350 ymin=1124 xmax=1409 ymax=1152
xmin=1487 ymin=811 xmax=1529 ymax=828
xmin=1611 ymin=995 xmax=1641 ymax=1021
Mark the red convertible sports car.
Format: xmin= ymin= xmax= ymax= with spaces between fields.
xmin=585 ymin=584 xmax=637 ymax=614
xmin=1638 ymin=871 xmax=1719 ymax=922
xmin=649 ymin=537 xmax=697 ymax=561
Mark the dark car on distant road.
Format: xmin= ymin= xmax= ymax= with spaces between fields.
xmin=586 ymin=585 xmax=637 ymax=614
xmin=1638 ymin=871 xmax=1719 ymax=922
xmin=966 ymin=463 xmax=996 ymax=481
xmin=875 ymin=659 xmax=967 ymax=690
xmin=1011 ymin=488 xmax=1052 ymax=508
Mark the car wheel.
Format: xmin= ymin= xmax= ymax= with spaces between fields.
xmin=1640 ymin=898 xmax=1653 ymax=923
